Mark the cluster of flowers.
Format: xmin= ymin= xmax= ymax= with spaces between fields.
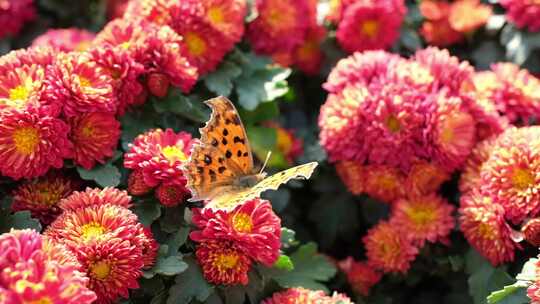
xmin=1 ymin=188 xmax=158 ymax=304
xmin=500 ymin=0 xmax=540 ymax=32
xmin=262 ymin=287 xmax=353 ymax=304
xmin=419 ymin=0 xmax=492 ymax=47
xmin=326 ymin=0 xmax=406 ymax=53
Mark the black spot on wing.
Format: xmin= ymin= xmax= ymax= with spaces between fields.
xmin=237 ymin=150 xmax=242 ymax=157
xmin=204 ymin=155 xmax=212 ymax=165
xmin=222 ymin=138 xmax=228 ymax=145
xmin=223 ymin=129 xmax=229 ymax=136
xmin=225 ymin=150 xmax=232 ymax=158
xmin=218 ymin=166 xmax=226 ymax=173
xmin=243 ymin=152 xmax=248 ymax=157
xmin=233 ymin=136 xmax=245 ymax=144
xmin=211 ymin=138 xmax=218 ymax=147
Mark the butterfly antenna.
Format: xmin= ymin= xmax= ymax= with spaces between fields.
xmin=259 ymin=151 xmax=272 ymax=174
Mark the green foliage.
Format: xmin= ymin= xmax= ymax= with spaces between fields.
xmin=131 ymin=200 xmax=162 ymax=227
xmin=0 ymin=210 xmax=41 ymax=232
xmin=77 ymin=163 xmax=121 ymax=187
xmin=167 ymin=258 xmax=214 ymax=304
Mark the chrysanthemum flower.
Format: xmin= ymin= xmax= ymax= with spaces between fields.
xmin=500 ymin=0 xmax=540 ymax=32
xmin=0 ymin=109 xmax=72 ymax=180
xmin=106 ymin=0 xmax=129 ymax=19
xmin=526 ymin=258 xmax=540 ymax=303
xmin=198 ymin=0 xmax=247 ymax=44
xmin=262 ymin=287 xmax=354 ymax=304
xmin=362 ymin=164 xmax=406 ymax=203
xmin=336 ymin=0 xmax=406 ymax=53
xmin=459 ymin=190 xmax=518 ymax=265
xmin=68 ymin=112 xmax=120 ymax=170
xmin=140 ymin=227 xmax=159 ymax=269
xmin=44 ymin=52 xmax=116 ymax=118
xmin=155 ymin=183 xmax=189 ymax=207
xmin=522 ymin=218 xmax=540 ymax=247
xmin=195 ymin=241 xmax=251 ymax=286
xmin=459 ymin=136 xmax=498 ymax=193
xmin=32 ymin=28 xmax=96 ymax=52
xmin=246 ymin=0 xmax=310 ymax=55
xmin=391 ymin=194 xmax=455 ymax=245
xmin=191 ymin=199 xmax=281 ymax=266
xmin=363 ymin=220 xmax=419 ymax=273
xmin=448 ymin=0 xmax=492 ymax=34
xmin=58 ymin=187 xmax=132 ymax=213
xmin=294 ymin=25 xmax=326 ymax=75
xmin=419 ymin=1 xmax=464 ymax=47
xmin=335 ymin=161 xmax=364 ymax=195
xmin=11 ymin=173 xmax=80 ymax=225
xmin=0 ymin=229 xmax=96 ymax=304
xmin=127 ymin=170 xmax=153 ymax=196
xmin=265 ymin=121 xmax=304 ymax=165
xmin=480 ymin=127 xmax=540 ymax=224
xmin=124 ymin=128 xmax=195 ymax=187
xmin=0 ymin=0 xmax=35 ymax=39
xmin=338 ymin=257 xmax=382 ymax=296
xmin=406 ymin=161 xmax=450 ymax=196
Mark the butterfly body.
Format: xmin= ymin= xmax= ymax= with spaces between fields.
xmin=184 ymin=96 xmax=318 ymax=210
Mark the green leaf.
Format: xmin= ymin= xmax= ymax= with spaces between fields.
xmin=131 ymin=201 xmax=161 ymax=227
xmin=203 ymin=61 xmax=242 ymax=97
xmin=153 ymin=91 xmax=209 ymax=123
xmin=159 ymin=206 xmax=184 ymax=233
xmin=152 ymin=256 xmax=188 ymax=276
xmin=235 ymin=67 xmax=291 ymax=110
xmin=309 ymin=195 xmax=359 ymax=248
xmin=167 ymin=257 xmax=213 ymax=304
xmin=0 ymin=211 xmax=42 ymax=232
xmin=119 ymin=105 xmax=159 ymax=149
xmin=271 ymin=242 xmax=337 ymax=292
xmin=166 ymin=227 xmax=190 ymax=256
xmin=487 ymin=281 xmax=529 ymax=304
xmin=77 ymin=163 xmax=121 ymax=187
xmin=246 ymin=126 xmax=277 ymax=158
xmin=238 ymin=101 xmax=279 ymax=124
xmin=280 ymin=227 xmax=297 ymax=249
xmin=466 ymin=250 xmax=515 ymax=304
xmin=400 ymin=28 xmax=422 ymax=51
xmin=274 ymin=255 xmax=294 ymax=271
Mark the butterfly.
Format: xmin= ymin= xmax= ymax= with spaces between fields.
xmin=184 ymin=96 xmax=318 ymax=210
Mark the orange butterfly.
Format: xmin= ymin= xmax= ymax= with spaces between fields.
xmin=184 ymin=96 xmax=318 ymax=210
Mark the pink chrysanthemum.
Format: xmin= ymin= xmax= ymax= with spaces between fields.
xmin=362 ymin=164 xmax=406 ymax=203
xmin=0 ymin=0 xmax=35 ymax=39
xmin=448 ymin=0 xmax=492 ymax=34
xmin=127 ymin=170 xmax=153 ymax=196
xmin=246 ymin=0 xmax=310 ymax=55
xmin=459 ymin=190 xmax=518 ymax=265
xmin=43 ymin=52 xmax=117 ymax=118
xmin=459 ymin=136 xmax=498 ymax=193
xmin=522 ymin=218 xmax=540 ymax=247
xmin=191 ymin=199 xmax=281 ymax=266
xmin=419 ymin=1 xmax=464 ymax=47
xmin=0 ymin=46 xmax=56 ymax=72
xmin=11 ymin=173 xmax=80 ymax=225
xmin=196 ymin=240 xmax=251 ymax=286
xmin=68 ymin=112 xmax=120 ymax=170
xmin=124 ymin=128 xmax=195 ymax=187
xmin=338 ymin=257 xmax=382 ymax=297
xmin=336 ymin=0 xmax=406 ymax=53
xmin=106 ymin=0 xmax=129 ymax=19
xmin=294 ymin=25 xmax=326 ymax=75
xmin=335 ymin=161 xmax=364 ymax=195
xmin=500 ymin=0 xmax=540 ymax=32
xmin=155 ymin=183 xmax=189 ymax=207
xmin=58 ymin=187 xmax=132 ymax=213
xmin=262 ymin=287 xmax=354 ymax=304
xmin=363 ymin=220 xmax=419 ymax=273
xmin=391 ymin=194 xmax=455 ymax=245
xmin=0 ymin=109 xmax=72 ymax=180
xmin=197 ymin=0 xmax=247 ymax=44
xmin=0 ymin=229 xmax=97 ymax=304
xmin=526 ymin=258 xmax=540 ymax=303
xmin=32 ymin=28 xmax=96 ymax=52
xmin=406 ymin=161 xmax=450 ymax=196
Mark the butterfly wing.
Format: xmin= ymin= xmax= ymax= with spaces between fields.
xmin=184 ymin=96 xmax=255 ymax=201
xmin=206 ymin=162 xmax=319 ymax=210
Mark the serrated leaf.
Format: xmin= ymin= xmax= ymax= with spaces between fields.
xmin=153 ymin=91 xmax=209 ymax=123
xmin=167 ymin=257 xmax=213 ymax=304
xmin=153 ymin=256 xmax=188 ymax=276
xmin=274 ymin=255 xmax=294 ymax=271
xmin=159 ymin=206 xmax=184 ymax=233
xmin=5 ymin=211 xmax=41 ymax=231
xmin=271 ymin=243 xmax=336 ymax=292
xmin=131 ymin=201 xmax=161 ymax=227
xmin=166 ymin=227 xmax=190 ymax=256
xmin=234 ymin=67 xmax=291 ymax=110
xmin=203 ymin=61 xmax=242 ymax=97
xmin=119 ymin=106 xmax=159 ymax=150
xmin=466 ymin=250 xmax=515 ymax=304
xmin=487 ymin=281 xmax=529 ymax=304
xmin=77 ymin=163 xmax=121 ymax=187
xmin=400 ymin=28 xmax=422 ymax=51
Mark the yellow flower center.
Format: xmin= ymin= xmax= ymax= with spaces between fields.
xmin=360 ymin=20 xmax=379 ymax=38
xmin=184 ymin=32 xmax=207 ymax=57
xmin=15 ymin=280 xmax=45 ymax=293
xmin=207 ymin=6 xmax=224 ymax=25
xmin=90 ymin=261 xmax=111 ymax=280
xmin=81 ymin=122 xmax=95 ymax=138
xmin=385 ymin=115 xmax=401 ymax=133
xmin=276 ymin=128 xmax=293 ymax=155
xmin=9 ymin=85 xmax=29 ymax=102
xmin=12 ymin=127 xmax=40 ymax=156
xmin=405 ymin=205 xmax=436 ymax=228
xmin=162 ymin=146 xmax=187 ymax=164
xmin=512 ymin=168 xmax=535 ymax=190
xmin=264 ymin=1 xmax=295 ymax=31
xmin=232 ymin=212 xmax=253 ymax=233
xmin=120 ymin=42 xmax=131 ymax=50
xmin=29 ymin=297 xmax=53 ymax=304
xmin=478 ymin=222 xmax=495 ymax=239
xmin=37 ymin=189 xmax=62 ymax=206
xmin=297 ymin=40 xmax=317 ymax=61
xmin=75 ymin=41 xmax=91 ymax=52
xmin=214 ymin=253 xmax=239 ymax=271
xmin=78 ymin=76 xmax=92 ymax=88
xmin=80 ymin=222 xmax=106 ymax=241
xmin=375 ymin=174 xmax=397 ymax=191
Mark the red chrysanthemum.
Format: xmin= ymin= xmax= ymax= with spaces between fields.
xmin=459 ymin=136 xmax=498 ymax=193
xmin=406 ymin=161 xmax=450 ymax=196
xmin=500 ymin=0 xmax=540 ymax=32
xmin=265 ymin=122 xmax=304 ymax=165
xmin=0 ymin=109 xmax=72 ymax=180
xmin=0 ymin=46 xmax=56 ymax=72
xmin=338 ymin=257 xmax=382 ymax=297
xmin=106 ymin=0 xmax=129 ymax=19
xmin=0 ymin=0 xmax=35 ymax=39
xmin=11 ymin=173 xmax=80 ymax=225
xmin=246 ymin=0 xmax=310 ymax=55
xmin=419 ymin=0 xmax=465 ymax=47
xmin=363 ymin=220 xmax=419 ymax=273
xmin=294 ymin=25 xmax=326 ymax=75
xmin=197 ymin=0 xmax=247 ymax=44
xmin=195 ymin=240 xmax=251 ymax=286
xmin=68 ymin=112 xmax=120 ymax=170
xmin=0 ymin=229 xmax=97 ymax=304
xmin=124 ymin=128 xmax=195 ymax=187
xmin=480 ymin=127 xmax=540 ymax=224
xmin=459 ymin=190 xmax=518 ymax=265
xmin=362 ymin=164 xmax=406 ymax=203
xmin=58 ymin=187 xmax=132 ymax=213
xmin=191 ymin=199 xmax=281 ymax=266
xmin=522 ymin=218 xmax=540 ymax=247
xmin=127 ymin=170 xmax=153 ymax=196
xmin=391 ymin=194 xmax=455 ymax=246
xmin=32 ymin=28 xmax=96 ymax=52
xmin=140 ymin=227 xmax=159 ymax=269
xmin=336 ymin=0 xmax=406 ymax=53
xmin=335 ymin=160 xmax=364 ymax=195
xmin=262 ymin=287 xmax=354 ymax=304
xmin=155 ymin=183 xmax=189 ymax=207
xmin=43 ymin=52 xmax=117 ymax=118
xmin=448 ymin=0 xmax=492 ymax=34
